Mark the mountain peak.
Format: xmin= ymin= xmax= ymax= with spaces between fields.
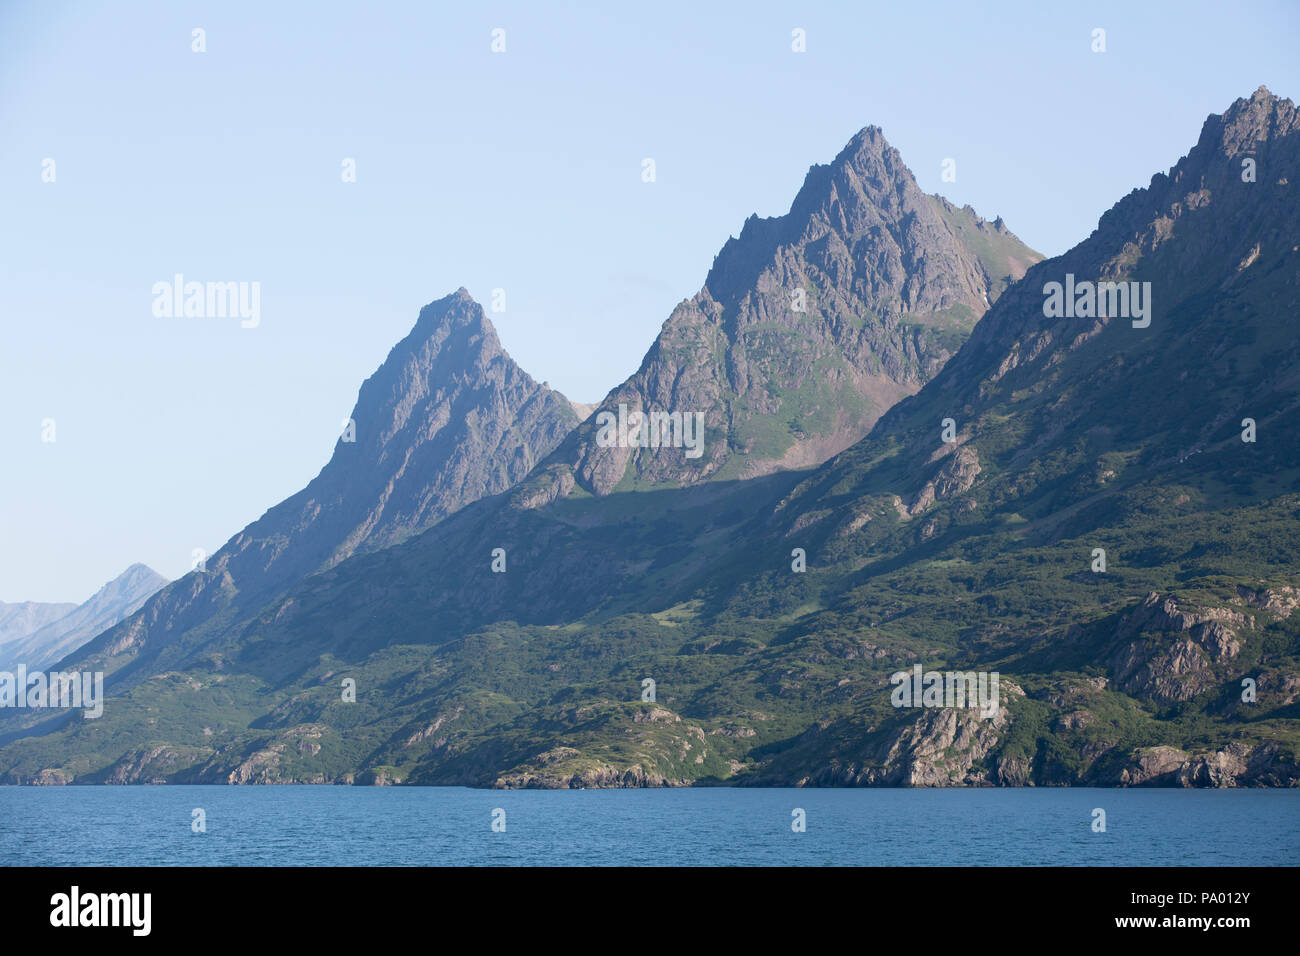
xmin=784 ymin=124 xmax=914 ymax=229
xmin=835 ymin=124 xmax=892 ymax=164
xmin=1201 ymin=85 xmax=1297 ymax=158
xmin=545 ymin=126 xmax=1041 ymax=497
xmin=365 ymin=289 xmax=519 ymax=406
xmin=117 ymin=562 xmax=163 ymax=581
xmin=273 ymin=286 xmax=579 ymax=562
xmin=0 ymin=563 xmax=167 ymax=673
xmin=408 ymin=288 xmax=499 ymax=354
xmin=427 ymin=286 xmax=478 ymax=313
xmin=944 ymin=87 xmax=1297 ymax=396
xmin=36 ymin=291 xmax=584 ymax=683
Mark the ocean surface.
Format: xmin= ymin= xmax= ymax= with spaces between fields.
xmin=1 ymin=786 xmax=1296 ymax=866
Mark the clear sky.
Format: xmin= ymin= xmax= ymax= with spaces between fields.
xmin=2 ymin=0 xmax=1297 ymax=602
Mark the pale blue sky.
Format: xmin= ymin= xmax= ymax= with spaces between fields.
xmin=2 ymin=0 xmax=1297 ymax=602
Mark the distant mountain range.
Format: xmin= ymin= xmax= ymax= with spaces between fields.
xmin=1 ymin=87 xmax=1296 ymax=789
xmin=0 ymin=602 xmax=76 ymax=650
xmin=0 ymin=564 xmax=167 ymax=674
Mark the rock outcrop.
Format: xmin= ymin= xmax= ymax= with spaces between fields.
xmin=1109 ymin=593 xmax=1247 ymax=703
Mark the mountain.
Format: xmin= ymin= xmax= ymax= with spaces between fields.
xmin=736 ymin=84 xmax=1300 ymax=786
xmin=4 ymin=128 xmax=1035 ymax=704
xmin=0 ymin=290 xmax=585 ymax=708
xmin=530 ymin=126 xmax=1040 ymax=499
xmin=3 ymin=89 xmax=1296 ymax=789
xmin=0 ymin=602 xmax=76 ymax=651
xmin=0 ymin=565 xmax=167 ymax=673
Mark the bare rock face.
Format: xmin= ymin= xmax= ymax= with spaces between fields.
xmin=534 ymin=126 xmax=1040 ymax=500
xmin=799 ymin=682 xmax=1024 ymax=787
xmin=24 ymin=769 xmax=70 ymax=786
xmin=493 ymin=765 xmax=682 ymax=789
xmin=1236 ymin=584 xmax=1300 ymax=619
xmin=872 ymin=705 xmax=1009 ymax=786
xmin=1177 ymin=745 xmax=1251 ymax=787
xmin=1108 ymin=742 xmax=1300 ymax=788
xmin=1108 ymin=593 xmax=1246 ymax=703
xmin=1118 ymin=746 xmax=1191 ymax=786
xmin=908 ymin=445 xmax=981 ymax=516
xmin=101 ymin=745 xmax=192 ymax=785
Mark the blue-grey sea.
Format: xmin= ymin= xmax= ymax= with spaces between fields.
xmin=1 ymin=787 xmax=1296 ymax=866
